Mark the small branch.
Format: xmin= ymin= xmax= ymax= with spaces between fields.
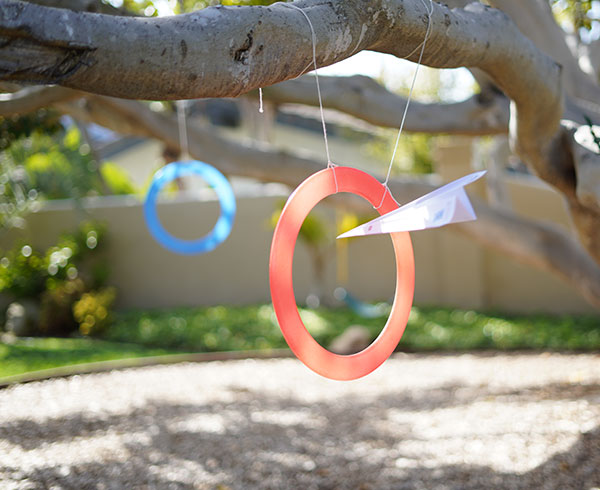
xmin=0 ymin=74 xmax=510 ymax=136
xmin=488 ymin=0 xmax=600 ymax=103
xmin=262 ymin=75 xmax=509 ymax=135
xmin=456 ymin=199 xmax=600 ymax=309
xmin=0 ymin=85 xmax=81 ymax=115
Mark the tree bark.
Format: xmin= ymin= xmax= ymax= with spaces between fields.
xmin=0 ymin=0 xmax=580 ymax=187
xmin=262 ymin=75 xmax=510 ymax=135
xmin=0 ymin=75 xmax=511 ymax=135
xmin=0 ymin=85 xmax=81 ymax=115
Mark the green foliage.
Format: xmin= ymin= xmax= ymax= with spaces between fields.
xmin=367 ymin=131 xmax=434 ymax=175
xmin=0 ymin=222 xmax=106 ymax=300
xmin=1 ymin=304 xmax=598 ymax=379
xmin=336 ymin=212 xmax=361 ymax=237
xmin=551 ymin=0 xmax=599 ymax=38
xmin=0 ymin=337 xmax=173 ymax=379
xmin=0 ymin=245 xmax=47 ymax=298
xmin=0 ymin=125 xmax=97 ymax=233
xmin=401 ymin=307 xmax=600 ymax=351
xmin=298 ymin=212 xmax=329 ymax=245
xmin=178 ymin=0 xmax=281 ymax=13
xmin=270 ymin=200 xmax=331 ymax=246
xmin=73 ymin=287 xmax=117 ymax=336
xmin=1 ymin=124 xmax=138 ymax=233
xmin=0 ymin=109 xmax=62 ymax=152
xmin=114 ymin=0 xmax=283 ymax=17
xmin=43 ymin=221 xmax=108 ymax=290
xmin=105 ymin=305 xmax=285 ymax=351
xmin=0 ymin=159 xmax=40 ymax=231
xmin=100 ymin=162 xmax=138 ymax=195
xmin=0 ymin=222 xmax=112 ymax=337
xmin=13 ymin=127 xmax=102 ymax=200
xmin=39 ymin=279 xmax=86 ymax=336
xmin=102 ymin=304 xmax=600 ymax=354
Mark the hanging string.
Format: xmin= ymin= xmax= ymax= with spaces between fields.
xmin=283 ymin=3 xmax=334 ymax=170
xmin=279 ymin=0 xmax=435 ymax=196
xmin=376 ymin=0 xmax=434 ymax=208
xmin=176 ymin=99 xmax=191 ymax=160
xmin=258 ymin=87 xmax=264 ymax=113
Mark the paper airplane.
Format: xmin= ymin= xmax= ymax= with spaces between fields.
xmin=337 ymin=170 xmax=486 ymax=238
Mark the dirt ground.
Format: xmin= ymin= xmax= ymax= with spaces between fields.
xmin=1 ymin=352 xmax=599 ymax=489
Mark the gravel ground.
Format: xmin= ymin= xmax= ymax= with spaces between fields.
xmin=1 ymin=352 xmax=600 ymax=489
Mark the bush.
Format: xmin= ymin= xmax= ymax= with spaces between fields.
xmin=39 ymin=279 xmax=85 ymax=336
xmin=0 ymin=244 xmax=47 ymax=299
xmin=100 ymin=162 xmax=138 ymax=195
xmin=1 ymin=122 xmax=138 ymax=233
xmin=73 ymin=287 xmax=116 ymax=336
xmin=0 ymin=221 xmax=115 ymax=337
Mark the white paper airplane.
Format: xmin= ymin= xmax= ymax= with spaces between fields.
xmin=337 ymin=170 xmax=486 ymax=239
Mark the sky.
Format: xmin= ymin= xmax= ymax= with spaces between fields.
xmin=317 ymin=51 xmax=475 ymax=102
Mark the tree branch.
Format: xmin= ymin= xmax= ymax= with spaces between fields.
xmin=262 ymin=75 xmax=509 ymax=135
xmin=0 ymin=0 xmax=564 ymax=178
xmin=488 ymin=0 xmax=600 ymax=103
xmin=24 ymin=0 xmax=135 ymax=16
xmin=0 ymin=75 xmax=510 ymax=135
xmin=0 ymin=85 xmax=81 ymax=115
xmin=3 ymin=0 xmax=600 ymax=296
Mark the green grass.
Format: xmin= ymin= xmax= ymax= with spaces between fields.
xmin=104 ymin=304 xmax=600 ymax=353
xmin=402 ymin=307 xmax=600 ymax=351
xmin=1 ymin=304 xmax=599 ymax=379
xmin=0 ymin=337 xmax=176 ymax=379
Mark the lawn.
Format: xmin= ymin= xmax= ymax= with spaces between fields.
xmin=1 ymin=304 xmax=599 ymax=380
xmin=0 ymin=337 xmax=176 ymax=379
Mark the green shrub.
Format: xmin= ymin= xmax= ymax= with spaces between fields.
xmin=1 ymin=123 xmax=138 ymax=233
xmin=39 ymin=279 xmax=85 ymax=336
xmin=44 ymin=221 xmax=109 ymax=290
xmin=0 ymin=221 xmax=114 ymax=337
xmin=0 ymin=244 xmax=47 ymax=298
xmin=73 ymin=287 xmax=116 ymax=336
xmin=18 ymin=127 xmax=101 ymax=200
xmin=100 ymin=162 xmax=138 ymax=195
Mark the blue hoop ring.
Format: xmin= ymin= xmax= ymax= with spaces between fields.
xmin=143 ymin=160 xmax=236 ymax=255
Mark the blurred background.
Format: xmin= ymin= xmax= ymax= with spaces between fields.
xmin=0 ymin=0 xmax=599 ymax=377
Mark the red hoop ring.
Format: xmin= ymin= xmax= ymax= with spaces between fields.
xmin=269 ymin=167 xmax=415 ymax=380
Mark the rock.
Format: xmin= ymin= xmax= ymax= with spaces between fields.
xmin=5 ymin=300 xmax=40 ymax=337
xmin=328 ymin=325 xmax=371 ymax=355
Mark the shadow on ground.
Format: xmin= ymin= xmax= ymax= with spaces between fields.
xmin=0 ymin=378 xmax=599 ymax=489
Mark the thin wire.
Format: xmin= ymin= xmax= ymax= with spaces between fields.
xmin=385 ymin=0 xmax=433 ymax=185
xmin=376 ymin=0 xmax=434 ymax=208
xmin=176 ymin=99 xmax=190 ymax=160
xmin=284 ymin=3 xmax=333 ymax=168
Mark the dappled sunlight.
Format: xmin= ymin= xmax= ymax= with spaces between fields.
xmin=0 ymin=354 xmax=599 ymax=488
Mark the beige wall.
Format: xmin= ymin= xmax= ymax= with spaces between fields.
xmin=2 ymin=124 xmax=595 ymax=314
xmin=1 ymin=171 xmax=595 ymax=314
